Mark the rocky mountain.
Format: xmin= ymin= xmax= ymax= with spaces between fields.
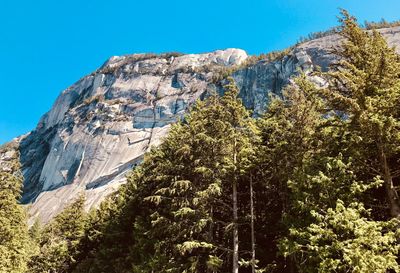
xmin=2 ymin=26 xmax=400 ymax=224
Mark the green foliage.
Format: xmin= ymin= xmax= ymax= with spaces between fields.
xmin=139 ymin=77 xmax=258 ymax=272
xmin=211 ymin=48 xmax=292 ymax=83
xmin=297 ymin=16 xmax=400 ymax=45
xmin=0 ymin=153 xmax=30 ymax=273
xmin=297 ymin=27 xmax=338 ymax=44
xmin=363 ymin=18 xmax=400 ymax=30
xmin=255 ymin=72 xmax=332 ymax=271
xmin=97 ymin=52 xmax=184 ymax=75
xmin=29 ymin=195 xmax=87 ymax=273
xmin=61 ymin=78 xmax=260 ymax=273
xmin=281 ymin=200 xmax=400 ymax=273
xmin=325 ymin=9 xmax=400 ymax=218
xmin=82 ymin=94 xmax=105 ymax=105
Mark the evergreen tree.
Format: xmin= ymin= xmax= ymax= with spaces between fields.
xmin=276 ymin=11 xmax=400 ymax=272
xmin=259 ymin=75 xmax=326 ymax=211
xmin=0 ymin=152 xmax=30 ymax=273
xmin=70 ymin=175 xmax=147 ymax=273
xmin=325 ymin=9 xmax=400 ymax=218
xmin=68 ymin=78 xmax=257 ymax=273
xmin=278 ymin=154 xmax=388 ymax=272
xmin=143 ymin=77 xmax=257 ymax=272
xmin=256 ymin=74 xmax=327 ymax=271
xmin=281 ymin=200 xmax=400 ymax=273
xmin=220 ymin=78 xmax=258 ymax=273
xmin=29 ymin=194 xmax=87 ymax=273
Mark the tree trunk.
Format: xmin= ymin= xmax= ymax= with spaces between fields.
xmin=233 ymin=138 xmax=239 ymax=273
xmin=208 ymin=206 xmax=214 ymax=273
xmin=250 ymin=174 xmax=256 ymax=273
xmin=233 ymin=179 xmax=239 ymax=273
xmin=379 ymin=146 xmax=400 ymax=218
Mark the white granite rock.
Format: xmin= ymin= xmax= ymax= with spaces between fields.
xmin=13 ymin=49 xmax=248 ymax=224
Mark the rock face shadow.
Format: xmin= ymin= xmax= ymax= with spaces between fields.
xmin=19 ymin=127 xmax=56 ymax=204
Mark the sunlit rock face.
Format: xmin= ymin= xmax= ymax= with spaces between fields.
xmin=2 ymin=26 xmax=399 ymax=224
xmin=15 ymin=49 xmax=249 ymax=224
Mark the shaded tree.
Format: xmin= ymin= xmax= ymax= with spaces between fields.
xmin=0 ymin=152 xmax=30 ymax=273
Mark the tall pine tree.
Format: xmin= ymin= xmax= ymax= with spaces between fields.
xmin=0 ymin=151 xmax=30 ymax=273
xmin=29 ymin=194 xmax=87 ymax=273
xmin=325 ymin=10 xmax=400 ymax=218
xmin=142 ymin=77 xmax=257 ymax=272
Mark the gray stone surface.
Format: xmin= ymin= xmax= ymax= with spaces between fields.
xmin=1 ymin=26 xmax=400 ymax=224
xmin=234 ymin=26 xmax=400 ymax=114
xmin=8 ymin=49 xmax=249 ymax=224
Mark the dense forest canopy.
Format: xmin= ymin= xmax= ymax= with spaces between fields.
xmin=1 ymin=10 xmax=400 ymax=273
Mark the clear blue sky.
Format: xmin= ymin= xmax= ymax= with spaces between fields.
xmin=1 ymin=0 xmax=399 ymax=144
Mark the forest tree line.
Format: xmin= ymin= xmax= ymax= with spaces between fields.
xmin=1 ymin=10 xmax=400 ymax=273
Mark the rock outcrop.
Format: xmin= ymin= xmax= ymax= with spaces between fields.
xmin=1 ymin=26 xmax=400 ymax=224
xmin=234 ymin=26 xmax=400 ymax=114
xmin=6 ymin=49 xmax=249 ymax=224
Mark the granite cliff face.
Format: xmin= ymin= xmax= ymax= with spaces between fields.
xmin=234 ymin=27 xmax=400 ymax=113
xmin=2 ymin=26 xmax=400 ymax=224
xmin=15 ymin=49 xmax=249 ymax=224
